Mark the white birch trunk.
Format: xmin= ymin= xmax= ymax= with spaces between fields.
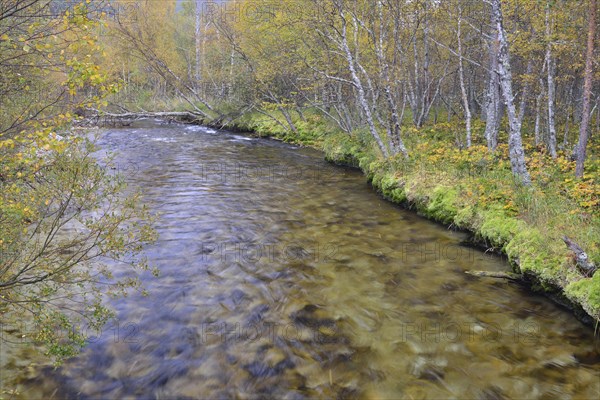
xmin=535 ymin=56 xmax=548 ymax=146
xmin=575 ymin=0 xmax=597 ymax=177
xmin=484 ymin=26 xmax=501 ymax=150
xmin=492 ymin=0 xmax=532 ymax=185
xmin=376 ymin=0 xmax=408 ymax=157
xmin=194 ymin=0 xmax=202 ymax=84
xmin=339 ymin=11 xmax=389 ymax=157
xmin=457 ymin=6 xmax=472 ymax=148
xmin=546 ymin=4 xmax=558 ymax=158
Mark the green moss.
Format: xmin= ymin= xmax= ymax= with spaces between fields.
xmin=504 ymin=229 xmax=556 ymax=275
xmin=478 ymin=211 xmax=526 ymax=250
xmin=566 ymin=272 xmax=600 ymax=317
xmin=389 ymin=187 xmax=408 ymax=203
xmin=322 ymin=132 xmax=362 ymax=167
xmin=370 ymin=172 xmax=382 ymax=189
xmin=370 ymin=171 xmax=409 ymax=204
xmin=454 ymin=205 xmax=477 ymax=229
xmin=380 ymin=173 xmax=399 ymax=193
xmin=424 ymin=187 xmax=459 ymax=225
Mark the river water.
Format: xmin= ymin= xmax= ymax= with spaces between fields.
xmin=2 ymin=120 xmax=599 ymax=399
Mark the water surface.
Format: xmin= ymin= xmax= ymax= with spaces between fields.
xmin=2 ymin=120 xmax=599 ymax=399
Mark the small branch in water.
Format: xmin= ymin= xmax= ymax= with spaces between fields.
xmin=465 ymin=270 xmax=523 ymax=282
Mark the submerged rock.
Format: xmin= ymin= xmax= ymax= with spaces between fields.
xmin=410 ymin=356 xmax=447 ymax=382
xmin=573 ymin=349 xmax=600 ymax=365
xmin=291 ymin=304 xmax=337 ymax=330
xmin=243 ymin=357 xmax=295 ymax=378
xmin=478 ymin=385 xmax=507 ymax=400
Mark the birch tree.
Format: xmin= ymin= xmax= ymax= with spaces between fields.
xmin=575 ymin=0 xmax=597 ymax=177
xmin=457 ymin=4 xmax=472 ymax=148
xmin=195 ymin=0 xmax=202 ymax=84
xmin=338 ymin=5 xmax=389 ymax=157
xmin=491 ymin=0 xmax=532 ymax=185
xmin=484 ymin=23 xmax=502 ymax=150
xmin=545 ymin=3 xmax=558 ymax=158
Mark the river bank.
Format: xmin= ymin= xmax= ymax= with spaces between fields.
xmin=199 ymin=110 xmax=600 ymax=328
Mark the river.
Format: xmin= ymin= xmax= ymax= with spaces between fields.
xmin=2 ymin=120 xmax=599 ymax=399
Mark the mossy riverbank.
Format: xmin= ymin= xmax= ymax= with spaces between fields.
xmin=205 ymin=109 xmax=600 ymax=328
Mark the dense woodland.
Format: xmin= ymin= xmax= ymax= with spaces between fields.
xmin=1 ymin=0 xmax=600 ymax=359
xmin=2 ymin=0 xmax=599 ymax=181
xmin=94 ymin=0 xmax=598 ymax=182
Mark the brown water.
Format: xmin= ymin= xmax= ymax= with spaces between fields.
xmin=2 ymin=120 xmax=599 ymax=399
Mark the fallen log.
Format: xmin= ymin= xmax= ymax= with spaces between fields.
xmin=562 ymin=236 xmax=598 ymax=277
xmin=82 ymin=109 xmax=207 ymax=125
xmin=465 ymin=270 xmax=523 ymax=282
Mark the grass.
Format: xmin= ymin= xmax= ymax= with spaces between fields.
xmin=215 ymin=107 xmax=600 ymax=325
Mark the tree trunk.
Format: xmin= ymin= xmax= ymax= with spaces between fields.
xmin=338 ymin=9 xmax=389 ymax=157
xmin=279 ymin=106 xmax=298 ymax=134
xmin=228 ymin=47 xmax=235 ymax=101
xmin=484 ymin=25 xmax=501 ymax=150
xmin=535 ymin=57 xmax=548 ymax=148
xmin=575 ymin=0 xmax=597 ymax=178
xmin=492 ymin=0 xmax=532 ymax=185
xmin=563 ymin=81 xmax=575 ymax=149
xmin=376 ymin=0 xmax=408 ymax=157
xmin=457 ymin=5 xmax=472 ymax=148
xmin=546 ymin=4 xmax=558 ymax=158
xmin=596 ymin=96 xmax=600 ymax=134
xmin=517 ymin=59 xmax=533 ymax=128
xmin=534 ymin=83 xmax=544 ymax=146
xmin=194 ymin=0 xmax=202 ymax=85
xmin=419 ymin=2 xmax=431 ymax=127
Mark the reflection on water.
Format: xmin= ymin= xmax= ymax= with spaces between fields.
xmin=2 ymin=120 xmax=599 ymax=399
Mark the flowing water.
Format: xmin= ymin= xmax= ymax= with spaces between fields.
xmin=2 ymin=120 xmax=599 ymax=399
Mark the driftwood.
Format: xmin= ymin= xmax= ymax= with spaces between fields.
xmin=562 ymin=236 xmax=598 ymax=277
xmin=465 ymin=270 xmax=523 ymax=282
